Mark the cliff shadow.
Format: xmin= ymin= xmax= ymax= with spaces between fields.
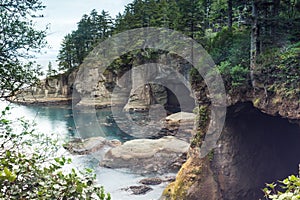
xmin=212 ymin=102 xmax=300 ymax=200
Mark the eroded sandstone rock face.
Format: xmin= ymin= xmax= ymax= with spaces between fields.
xmin=165 ymin=112 xmax=196 ymax=123
xmin=211 ymin=103 xmax=300 ymax=200
xmin=123 ymin=56 xmax=195 ymax=113
xmin=12 ymin=53 xmax=197 ymax=115
xmin=11 ymin=69 xmax=78 ymax=105
xmin=101 ymin=136 xmax=189 ymax=174
xmin=123 ymin=64 xmax=169 ymax=111
xmin=63 ymin=136 xmax=121 ymax=155
xmin=73 ymin=67 xmax=123 ymax=107
xmin=163 ymin=102 xmax=300 ymax=200
xmin=162 ymin=112 xmax=196 ymax=142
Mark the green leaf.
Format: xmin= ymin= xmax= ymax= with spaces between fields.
xmin=266 ymin=183 xmax=277 ymax=190
xmin=289 ymin=175 xmax=298 ymax=182
xmin=4 ymin=167 xmax=12 ymax=177
xmin=76 ymin=184 xmax=83 ymax=193
xmin=283 ymin=178 xmax=290 ymax=185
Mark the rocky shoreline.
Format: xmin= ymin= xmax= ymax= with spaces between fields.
xmin=64 ymin=111 xmax=196 ymax=174
xmin=9 ymin=96 xmax=72 ymax=106
xmin=11 ymin=49 xmax=300 ymax=199
xmin=63 ymin=110 xmax=196 ymax=196
xmin=64 ymin=136 xmax=187 ymax=196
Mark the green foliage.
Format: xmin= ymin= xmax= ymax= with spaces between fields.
xmin=198 ymin=105 xmax=209 ymax=126
xmin=217 ymin=61 xmax=249 ymax=88
xmin=0 ymin=106 xmax=110 ymax=200
xmin=176 ymin=0 xmax=205 ymax=40
xmin=257 ymin=42 xmax=300 ymax=97
xmin=209 ymin=28 xmax=250 ymax=66
xmin=191 ymin=105 xmax=209 ymax=148
xmin=57 ymin=9 xmax=113 ymax=71
xmin=263 ymin=174 xmax=300 ymax=200
xmin=56 ymin=0 xmax=300 ymax=94
xmin=208 ymin=150 xmax=214 ymax=162
xmin=0 ymin=0 xmax=47 ymax=98
xmin=189 ymin=67 xmax=202 ymax=84
xmin=230 ymin=64 xmax=249 ymax=87
xmin=46 ymin=61 xmax=57 ymax=77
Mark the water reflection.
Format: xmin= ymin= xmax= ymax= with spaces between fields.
xmin=0 ymin=101 xmax=132 ymax=143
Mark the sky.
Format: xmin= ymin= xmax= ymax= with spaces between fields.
xmin=34 ymin=0 xmax=132 ymax=71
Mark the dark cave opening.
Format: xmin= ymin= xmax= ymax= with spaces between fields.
xmin=213 ymin=102 xmax=300 ymax=200
xmin=165 ymin=88 xmax=181 ymax=113
xmin=164 ymin=84 xmax=195 ymax=114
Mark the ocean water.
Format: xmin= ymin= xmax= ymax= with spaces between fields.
xmin=0 ymin=101 xmax=170 ymax=200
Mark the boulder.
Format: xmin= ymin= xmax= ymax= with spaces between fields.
xmin=159 ymin=112 xmax=196 ymax=142
xmin=165 ymin=112 xmax=196 ymax=124
xmin=139 ymin=177 xmax=163 ymax=185
xmin=63 ymin=136 xmax=121 ymax=155
xmin=101 ymin=136 xmax=189 ymax=174
xmin=123 ymin=185 xmax=153 ymax=195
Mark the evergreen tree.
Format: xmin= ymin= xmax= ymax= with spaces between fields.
xmin=56 ymin=0 xmax=300 ymax=95
xmin=57 ymin=10 xmax=113 ymax=71
xmin=0 ymin=0 xmax=46 ymax=98
xmin=177 ymin=0 xmax=205 ymax=40
xmin=46 ymin=61 xmax=57 ymax=77
xmin=57 ymin=34 xmax=76 ymax=71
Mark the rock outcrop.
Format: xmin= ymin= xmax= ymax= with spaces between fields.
xmin=11 ymin=69 xmax=78 ymax=105
xmin=63 ymin=136 xmax=121 ymax=155
xmin=101 ymin=136 xmax=189 ymax=174
xmin=161 ymin=112 xmax=196 ymax=142
xmin=163 ymin=102 xmax=300 ymax=200
xmin=139 ymin=177 xmax=163 ymax=185
xmin=123 ymin=185 xmax=153 ymax=195
xmin=123 ymin=55 xmax=196 ymax=112
xmin=10 ymin=48 xmax=300 ymax=200
xmin=12 ymin=52 xmax=197 ymax=116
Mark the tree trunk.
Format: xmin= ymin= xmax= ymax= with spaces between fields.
xmin=228 ymin=0 xmax=233 ymax=31
xmin=271 ymin=0 xmax=280 ymax=42
xmin=203 ymin=0 xmax=210 ymax=30
xmin=250 ymin=0 xmax=258 ymax=89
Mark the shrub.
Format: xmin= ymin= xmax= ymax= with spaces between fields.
xmin=0 ymin=106 xmax=110 ymax=200
xmin=257 ymin=42 xmax=300 ymax=96
xmin=209 ymin=27 xmax=250 ymax=67
xmin=263 ymin=173 xmax=300 ymax=200
xmin=217 ymin=61 xmax=249 ymax=88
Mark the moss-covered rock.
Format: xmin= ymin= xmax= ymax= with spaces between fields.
xmin=162 ymin=155 xmax=220 ymax=200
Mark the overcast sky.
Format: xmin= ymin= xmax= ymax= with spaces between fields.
xmin=34 ymin=0 xmax=132 ymax=71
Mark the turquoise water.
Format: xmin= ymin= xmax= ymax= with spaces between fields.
xmin=0 ymin=101 xmax=132 ymax=142
xmin=0 ymin=101 xmax=167 ymax=200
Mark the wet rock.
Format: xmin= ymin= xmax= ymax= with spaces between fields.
xmin=165 ymin=112 xmax=196 ymax=123
xmin=139 ymin=177 xmax=163 ymax=185
xmin=159 ymin=112 xmax=196 ymax=142
xmin=114 ymin=104 xmax=167 ymax=139
xmin=124 ymin=185 xmax=153 ymax=195
xmin=170 ymin=153 xmax=188 ymax=170
xmin=162 ymin=176 xmax=176 ymax=182
xmin=64 ymin=136 xmax=121 ymax=155
xmin=101 ymin=136 xmax=189 ymax=174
